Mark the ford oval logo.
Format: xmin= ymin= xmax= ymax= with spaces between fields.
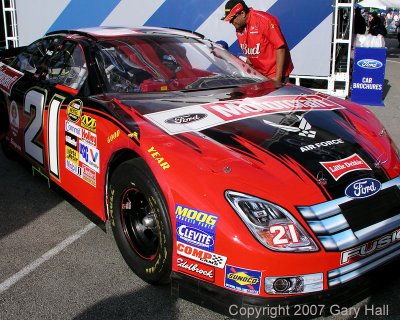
xmin=165 ymin=113 xmax=207 ymax=124
xmin=345 ymin=178 xmax=381 ymax=199
xmin=357 ymin=59 xmax=383 ymax=69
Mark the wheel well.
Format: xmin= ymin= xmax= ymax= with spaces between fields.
xmin=105 ymin=148 xmax=140 ymax=220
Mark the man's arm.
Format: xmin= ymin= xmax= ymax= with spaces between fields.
xmin=272 ymin=46 xmax=285 ymax=83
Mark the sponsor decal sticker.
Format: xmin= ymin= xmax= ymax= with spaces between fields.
xmin=0 ymin=62 xmax=23 ymax=95
xmin=176 ymin=241 xmax=227 ymax=269
xmin=177 ymin=256 xmax=215 ymax=282
xmin=81 ymin=164 xmax=96 ymax=187
xmin=79 ymin=140 xmax=100 ymax=173
xmin=67 ymin=99 xmax=82 ymax=123
xmin=175 ymin=204 xmax=218 ymax=230
xmin=345 ymin=178 xmax=381 ymax=199
xmin=65 ymin=120 xmax=82 ymax=138
xmin=224 ymin=265 xmax=261 ymax=295
xmin=175 ymin=204 xmax=218 ymax=251
xmin=81 ymin=128 xmax=97 ymax=147
xmin=320 ymin=153 xmax=371 ymax=181
xmin=144 ymin=95 xmax=344 ymax=135
xmin=65 ymin=159 xmax=81 ymax=176
xmin=341 ymin=228 xmax=400 ymax=265
xmin=65 ymin=132 xmax=78 ymax=149
xmin=177 ymin=224 xmax=215 ymax=251
xmin=356 ymin=59 xmax=383 ymax=69
xmin=66 ymin=145 xmax=79 ymax=165
xmin=81 ymin=114 xmax=96 ymax=133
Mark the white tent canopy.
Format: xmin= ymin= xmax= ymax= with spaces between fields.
xmin=358 ymin=0 xmax=400 ymax=10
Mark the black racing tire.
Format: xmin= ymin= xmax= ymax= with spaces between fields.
xmin=108 ymin=158 xmax=172 ymax=284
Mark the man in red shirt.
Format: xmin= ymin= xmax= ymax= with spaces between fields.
xmin=222 ymin=0 xmax=293 ymax=83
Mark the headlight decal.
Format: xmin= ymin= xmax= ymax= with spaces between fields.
xmin=225 ymin=190 xmax=319 ymax=252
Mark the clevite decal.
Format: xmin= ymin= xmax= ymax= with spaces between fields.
xmin=144 ymin=95 xmax=344 ymax=135
xmin=320 ymin=153 xmax=371 ymax=181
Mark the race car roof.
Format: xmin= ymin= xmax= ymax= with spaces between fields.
xmin=45 ymin=26 xmax=204 ymax=41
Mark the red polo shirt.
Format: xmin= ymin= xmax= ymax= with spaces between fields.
xmin=236 ymin=8 xmax=294 ymax=78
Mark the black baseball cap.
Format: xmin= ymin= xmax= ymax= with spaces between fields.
xmin=221 ymin=0 xmax=248 ymax=22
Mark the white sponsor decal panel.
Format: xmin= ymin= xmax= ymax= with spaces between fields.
xmin=176 ymin=241 xmax=227 ymax=269
xmin=145 ymin=95 xmax=344 ymax=135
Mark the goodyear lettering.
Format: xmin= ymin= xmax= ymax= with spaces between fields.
xmin=147 ymin=146 xmax=170 ymax=170
xmin=175 ymin=204 xmax=218 ymax=230
xmin=107 ymin=130 xmax=120 ymax=144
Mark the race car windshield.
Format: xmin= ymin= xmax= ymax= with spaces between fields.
xmin=95 ymin=35 xmax=267 ymax=93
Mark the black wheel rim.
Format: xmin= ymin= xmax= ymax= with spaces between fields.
xmin=120 ymin=188 xmax=159 ymax=260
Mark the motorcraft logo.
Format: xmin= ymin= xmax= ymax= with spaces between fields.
xmin=0 ymin=62 xmax=23 ymax=95
xmin=340 ymin=228 xmax=400 ymax=265
xmin=224 ymin=265 xmax=261 ymax=295
xmin=320 ymin=153 xmax=371 ymax=181
xmin=344 ymin=178 xmax=381 ymax=199
xmin=165 ymin=113 xmax=207 ymax=124
xmin=177 ymin=257 xmax=215 ymax=282
xmin=357 ymin=59 xmax=383 ymax=69
xmin=144 ymin=94 xmax=344 ymax=135
xmin=176 ymin=241 xmax=227 ymax=269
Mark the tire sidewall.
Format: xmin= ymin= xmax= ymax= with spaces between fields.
xmin=109 ymin=159 xmax=172 ymax=284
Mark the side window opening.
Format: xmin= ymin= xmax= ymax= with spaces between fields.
xmin=46 ymin=41 xmax=88 ymax=91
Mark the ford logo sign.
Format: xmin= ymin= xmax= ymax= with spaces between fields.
xmin=345 ymin=178 xmax=381 ymax=199
xmin=357 ymin=59 xmax=383 ymax=69
xmin=165 ymin=113 xmax=207 ymax=124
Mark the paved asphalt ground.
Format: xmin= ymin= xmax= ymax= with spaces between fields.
xmin=0 ymin=38 xmax=399 ymax=320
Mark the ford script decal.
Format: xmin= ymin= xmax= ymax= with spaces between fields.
xmin=345 ymin=178 xmax=381 ymax=199
xmin=357 ymin=59 xmax=383 ymax=69
xmin=165 ymin=113 xmax=207 ymax=124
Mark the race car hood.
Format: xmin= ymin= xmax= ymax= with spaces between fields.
xmin=105 ymin=82 xmax=399 ymax=201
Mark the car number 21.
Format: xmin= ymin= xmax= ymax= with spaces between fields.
xmin=23 ymin=89 xmax=65 ymax=179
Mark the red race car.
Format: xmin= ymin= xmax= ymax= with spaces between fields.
xmin=1 ymin=27 xmax=400 ymax=316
